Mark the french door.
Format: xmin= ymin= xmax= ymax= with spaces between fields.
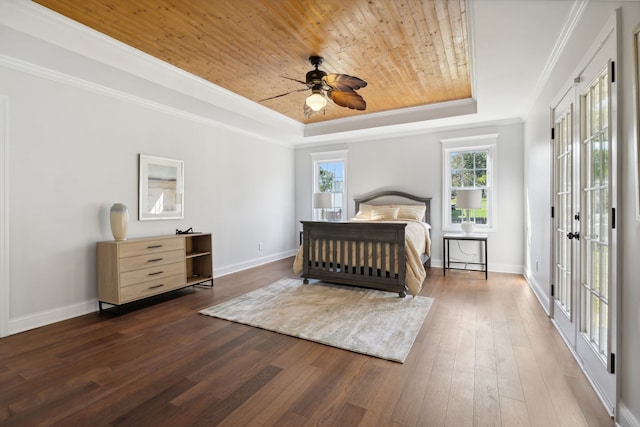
xmin=550 ymin=23 xmax=616 ymax=413
xmin=575 ymin=50 xmax=616 ymax=413
xmin=552 ymin=89 xmax=576 ymax=346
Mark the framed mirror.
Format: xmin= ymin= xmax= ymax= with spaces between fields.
xmin=139 ymin=154 xmax=184 ymax=220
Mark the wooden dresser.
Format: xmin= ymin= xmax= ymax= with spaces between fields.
xmin=97 ymin=233 xmax=212 ymax=311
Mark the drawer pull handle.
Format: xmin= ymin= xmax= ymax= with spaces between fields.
xmin=147 ymin=244 xmax=163 ymax=249
xmin=148 ymin=258 xmax=164 ymax=262
xmin=148 ymin=284 xmax=164 ymax=289
xmin=148 ymin=271 xmax=164 ymax=276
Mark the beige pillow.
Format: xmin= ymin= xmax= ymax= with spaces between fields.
xmin=355 ymin=203 xmax=388 ymax=220
xmin=371 ymin=207 xmax=400 ymax=220
xmin=392 ymin=204 xmax=426 ymax=221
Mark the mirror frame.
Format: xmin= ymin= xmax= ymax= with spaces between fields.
xmin=138 ymin=154 xmax=184 ymax=221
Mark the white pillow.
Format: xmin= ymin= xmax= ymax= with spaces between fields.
xmin=354 ymin=203 xmax=389 ymax=220
xmin=392 ymin=204 xmax=426 ymax=221
xmin=371 ymin=207 xmax=400 ymax=220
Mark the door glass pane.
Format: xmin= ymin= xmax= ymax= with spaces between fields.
xmin=591 ymin=242 xmax=600 ymax=294
xmin=601 ymin=245 xmax=609 ymax=299
xmin=600 ymin=302 xmax=608 ymax=356
xmin=592 ymin=190 xmax=600 ymax=239
xmin=591 ymin=294 xmax=600 ymax=346
xmin=592 ymin=85 xmax=600 ymax=133
xmin=594 ymin=135 xmax=601 ymax=186
xmin=601 ymin=75 xmax=609 ymax=128
xmin=582 ymin=286 xmax=589 ymax=335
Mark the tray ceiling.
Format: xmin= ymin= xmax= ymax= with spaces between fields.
xmin=32 ymin=0 xmax=472 ymax=125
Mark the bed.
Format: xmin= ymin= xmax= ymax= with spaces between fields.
xmin=293 ymin=191 xmax=432 ymax=297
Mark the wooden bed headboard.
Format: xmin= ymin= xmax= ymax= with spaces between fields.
xmin=353 ymin=190 xmax=432 ymax=224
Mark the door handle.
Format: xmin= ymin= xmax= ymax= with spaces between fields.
xmin=567 ymin=232 xmax=580 ymax=240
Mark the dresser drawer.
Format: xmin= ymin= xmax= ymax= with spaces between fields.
xmin=120 ymin=274 xmax=186 ymax=302
xmin=118 ymin=237 xmax=185 ymax=258
xmin=119 ymin=261 xmax=186 ymax=287
xmin=119 ymin=249 xmax=184 ymax=273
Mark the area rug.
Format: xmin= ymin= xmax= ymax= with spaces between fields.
xmin=199 ymin=277 xmax=433 ymax=363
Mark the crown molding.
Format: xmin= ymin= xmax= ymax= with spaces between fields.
xmin=304 ymin=98 xmax=477 ymax=138
xmin=0 ymin=0 xmax=303 ymax=141
xmin=523 ymin=0 xmax=588 ymax=118
xmin=0 ymin=54 xmax=299 ymax=148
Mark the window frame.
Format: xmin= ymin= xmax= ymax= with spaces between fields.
xmin=441 ymin=134 xmax=498 ymax=232
xmin=310 ymin=150 xmax=348 ymax=221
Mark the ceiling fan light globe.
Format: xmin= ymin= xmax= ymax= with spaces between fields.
xmin=306 ymin=93 xmax=326 ymax=111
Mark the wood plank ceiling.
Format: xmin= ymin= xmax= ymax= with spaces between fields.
xmin=33 ymin=0 xmax=471 ymax=125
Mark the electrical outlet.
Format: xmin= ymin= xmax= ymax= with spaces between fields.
xmin=258 ymin=242 xmax=263 ymax=251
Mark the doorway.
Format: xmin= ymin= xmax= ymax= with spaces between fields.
xmin=550 ymin=19 xmax=617 ymax=414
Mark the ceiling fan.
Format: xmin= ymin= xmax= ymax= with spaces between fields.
xmin=260 ymin=56 xmax=367 ymax=118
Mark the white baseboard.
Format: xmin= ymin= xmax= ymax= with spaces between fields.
xmin=5 ymin=251 xmax=525 ymax=335
xmin=523 ymin=271 xmax=551 ymax=316
xmin=213 ymin=249 xmax=298 ymax=278
xmin=6 ymin=250 xmax=298 ymax=336
xmin=489 ymin=263 xmax=524 ymax=275
xmin=431 ymin=258 xmax=524 ymax=275
xmin=550 ymin=315 xmax=615 ymax=416
xmin=9 ymin=299 xmax=98 ymax=335
xmin=618 ymin=402 xmax=640 ymax=427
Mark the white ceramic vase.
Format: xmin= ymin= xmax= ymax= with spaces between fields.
xmin=110 ymin=203 xmax=129 ymax=241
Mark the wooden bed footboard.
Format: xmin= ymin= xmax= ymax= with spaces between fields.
xmin=300 ymin=221 xmax=408 ymax=297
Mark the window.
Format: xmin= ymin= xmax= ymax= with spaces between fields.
xmin=311 ymin=151 xmax=347 ymax=221
xmin=442 ymin=135 xmax=497 ymax=231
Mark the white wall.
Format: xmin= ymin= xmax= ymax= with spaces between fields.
xmin=523 ymin=2 xmax=640 ymax=425
xmin=295 ymin=121 xmax=525 ymax=273
xmin=0 ymin=53 xmax=296 ymax=335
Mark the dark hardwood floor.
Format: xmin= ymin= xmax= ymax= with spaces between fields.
xmin=0 ymin=258 xmax=612 ymax=426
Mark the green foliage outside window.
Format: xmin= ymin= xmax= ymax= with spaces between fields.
xmin=450 ymin=151 xmax=487 ymax=187
xmin=449 ymin=150 xmax=489 ymax=224
xmin=319 ymin=167 xmax=335 ymax=192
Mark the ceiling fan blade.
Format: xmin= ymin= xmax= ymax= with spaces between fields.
xmin=329 ymin=90 xmax=366 ymax=110
xmin=281 ymin=76 xmax=309 ymax=86
xmin=259 ymin=87 xmax=308 ymax=102
xmin=323 ymin=74 xmax=367 ymax=92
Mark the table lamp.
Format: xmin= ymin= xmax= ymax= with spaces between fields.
xmin=456 ymin=188 xmax=482 ymax=234
xmin=313 ymin=192 xmax=332 ymax=221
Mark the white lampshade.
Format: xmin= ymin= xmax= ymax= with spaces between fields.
xmin=313 ymin=192 xmax=332 ymax=209
xmin=456 ymin=189 xmax=482 ymax=209
xmin=456 ymin=188 xmax=482 ymax=234
xmin=306 ymin=92 xmax=327 ymax=111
